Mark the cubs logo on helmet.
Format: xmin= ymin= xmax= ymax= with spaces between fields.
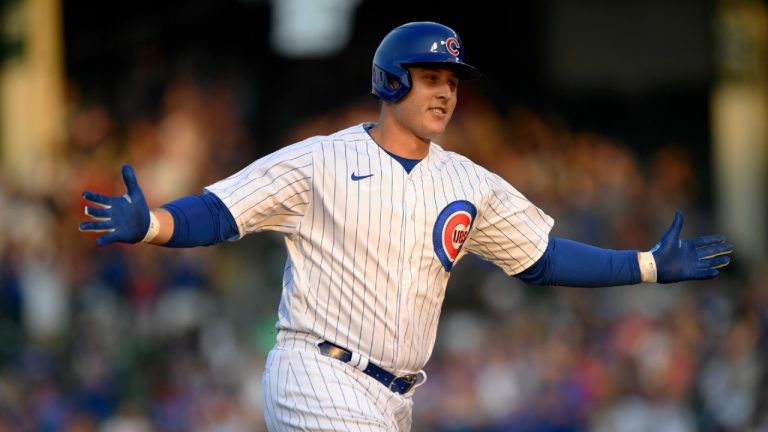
xmin=445 ymin=37 xmax=460 ymax=56
xmin=433 ymin=200 xmax=477 ymax=271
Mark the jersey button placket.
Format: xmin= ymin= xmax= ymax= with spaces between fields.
xmin=399 ymin=177 xmax=419 ymax=360
xmin=404 ymin=177 xmax=418 ymax=264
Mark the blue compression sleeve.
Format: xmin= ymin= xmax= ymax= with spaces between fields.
xmin=516 ymin=237 xmax=641 ymax=287
xmin=161 ymin=194 xmax=239 ymax=248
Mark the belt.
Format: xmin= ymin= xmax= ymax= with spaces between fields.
xmin=318 ymin=341 xmax=417 ymax=395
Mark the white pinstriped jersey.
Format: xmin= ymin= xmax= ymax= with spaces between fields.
xmin=205 ymin=123 xmax=554 ymax=375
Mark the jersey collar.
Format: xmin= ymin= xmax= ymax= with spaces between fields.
xmin=360 ymin=122 xmax=438 ymax=176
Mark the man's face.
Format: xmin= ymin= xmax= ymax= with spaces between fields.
xmin=390 ymin=66 xmax=459 ymax=141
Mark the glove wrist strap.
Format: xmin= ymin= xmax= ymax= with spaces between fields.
xmin=141 ymin=211 xmax=160 ymax=243
xmin=638 ymin=251 xmax=657 ymax=283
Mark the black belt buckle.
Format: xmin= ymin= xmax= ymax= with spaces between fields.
xmin=389 ymin=374 xmax=417 ymax=394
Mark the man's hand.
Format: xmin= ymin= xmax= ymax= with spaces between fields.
xmin=79 ymin=164 xmax=150 ymax=246
xmin=651 ymin=210 xmax=733 ymax=283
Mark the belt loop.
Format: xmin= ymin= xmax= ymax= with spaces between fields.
xmin=349 ymin=351 xmax=370 ymax=372
xmin=412 ymin=370 xmax=428 ymax=391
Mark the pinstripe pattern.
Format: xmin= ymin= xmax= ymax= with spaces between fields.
xmin=205 ymin=123 xmax=553 ymax=428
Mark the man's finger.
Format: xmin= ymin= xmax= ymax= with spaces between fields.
xmin=79 ymin=221 xmax=115 ymax=232
xmin=83 ymin=191 xmax=113 ymax=208
xmin=710 ymin=256 xmax=731 ymax=269
xmin=84 ymin=206 xmax=111 ymax=220
xmin=121 ymin=164 xmax=141 ymax=197
xmin=692 ymin=234 xmax=727 ymax=248
xmin=96 ymin=232 xmax=120 ymax=246
xmin=697 ymin=255 xmax=730 ymax=269
xmin=695 ymin=268 xmax=719 ymax=280
xmin=658 ymin=211 xmax=684 ymax=245
xmin=696 ymin=243 xmax=734 ymax=259
xmin=668 ymin=211 xmax=684 ymax=237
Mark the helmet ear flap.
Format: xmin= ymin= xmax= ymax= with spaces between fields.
xmin=371 ymin=65 xmax=411 ymax=103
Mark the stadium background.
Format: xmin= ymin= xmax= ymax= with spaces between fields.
xmin=0 ymin=0 xmax=766 ymax=430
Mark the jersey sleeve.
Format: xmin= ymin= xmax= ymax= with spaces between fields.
xmin=463 ymin=170 xmax=554 ymax=276
xmin=203 ymin=140 xmax=314 ymax=238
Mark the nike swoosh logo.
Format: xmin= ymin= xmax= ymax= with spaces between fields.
xmin=351 ymin=172 xmax=374 ymax=181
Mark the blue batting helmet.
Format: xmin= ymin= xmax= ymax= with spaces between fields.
xmin=372 ymin=22 xmax=481 ymax=103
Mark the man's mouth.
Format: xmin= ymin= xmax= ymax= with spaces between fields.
xmin=429 ymin=107 xmax=446 ymax=115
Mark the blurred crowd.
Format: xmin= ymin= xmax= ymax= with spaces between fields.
xmin=0 ymin=60 xmax=766 ymax=431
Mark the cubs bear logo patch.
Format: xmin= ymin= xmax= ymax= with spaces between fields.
xmin=433 ymin=200 xmax=477 ymax=271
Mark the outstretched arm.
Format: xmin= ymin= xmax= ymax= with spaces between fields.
xmin=517 ymin=211 xmax=733 ymax=287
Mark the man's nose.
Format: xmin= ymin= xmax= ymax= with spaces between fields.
xmin=436 ymin=82 xmax=452 ymax=99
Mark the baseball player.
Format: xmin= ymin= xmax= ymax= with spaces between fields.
xmin=79 ymin=22 xmax=733 ymax=431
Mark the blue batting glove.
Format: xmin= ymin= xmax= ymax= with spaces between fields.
xmin=651 ymin=210 xmax=733 ymax=283
xmin=79 ymin=164 xmax=150 ymax=246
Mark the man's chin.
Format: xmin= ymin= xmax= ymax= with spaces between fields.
xmin=420 ymin=125 xmax=448 ymax=141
